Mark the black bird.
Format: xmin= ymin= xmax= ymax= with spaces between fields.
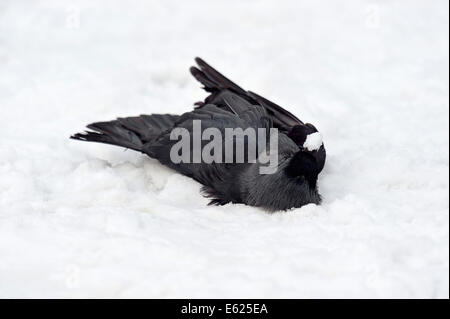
xmin=71 ymin=58 xmax=326 ymax=211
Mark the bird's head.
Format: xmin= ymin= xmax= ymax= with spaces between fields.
xmin=285 ymin=150 xmax=320 ymax=188
xmin=287 ymin=124 xmax=326 ymax=174
xmin=287 ymin=123 xmax=322 ymax=150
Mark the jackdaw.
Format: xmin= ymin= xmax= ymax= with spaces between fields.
xmin=71 ymin=58 xmax=326 ymax=211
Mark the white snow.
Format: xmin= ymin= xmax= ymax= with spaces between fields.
xmin=0 ymin=0 xmax=448 ymax=298
xmin=303 ymin=132 xmax=323 ymax=151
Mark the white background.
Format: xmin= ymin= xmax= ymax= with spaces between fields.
xmin=0 ymin=0 xmax=448 ymax=298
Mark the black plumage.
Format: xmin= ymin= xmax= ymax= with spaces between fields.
xmin=71 ymin=58 xmax=326 ymax=211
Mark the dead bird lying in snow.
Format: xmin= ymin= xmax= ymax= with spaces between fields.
xmin=71 ymin=58 xmax=326 ymax=211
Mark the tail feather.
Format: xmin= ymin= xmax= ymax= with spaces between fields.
xmin=71 ymin=121 xmax=143 ymax=152
xmin=71 ymin=114 xmax=180 ymax=153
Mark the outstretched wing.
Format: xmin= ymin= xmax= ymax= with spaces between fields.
xmin=190 ymin=57 xmax=326 ymax=174
xmin=190 ymin=57 xmax=304 ymax=132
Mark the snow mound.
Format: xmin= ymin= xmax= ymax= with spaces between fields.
xmin=303 ymin=132 xmax=323 ymax=151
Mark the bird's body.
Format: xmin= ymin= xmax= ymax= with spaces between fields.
xmin=71 ymin=58 xmax=326 ymax=211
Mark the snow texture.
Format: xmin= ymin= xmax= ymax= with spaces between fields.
xmin=303 ymin=132 xmax=323 ymax=151
xmin=0 ymin=0 xmax=448 ymax=298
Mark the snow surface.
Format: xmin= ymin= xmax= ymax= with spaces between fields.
xmin=0 ymin=0 xmax=448 ymax=298
xmin=303 ymin=132 xmax=323 ymax=151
